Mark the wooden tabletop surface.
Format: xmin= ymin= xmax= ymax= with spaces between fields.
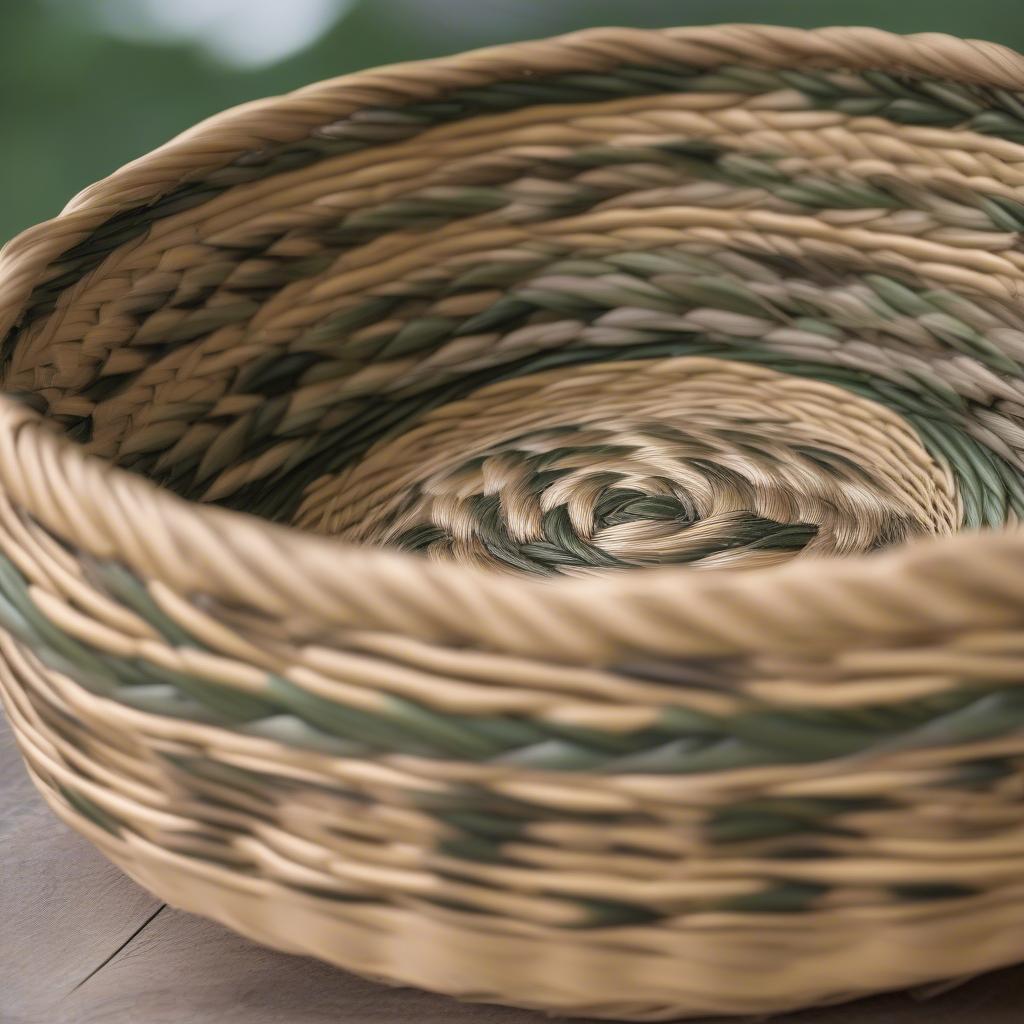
xmin=3 ymin=708 xmax=1023 ymax=1024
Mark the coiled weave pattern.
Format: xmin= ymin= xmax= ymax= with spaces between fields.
xmin=6 ymin=25 xmax=1024 ymax=1020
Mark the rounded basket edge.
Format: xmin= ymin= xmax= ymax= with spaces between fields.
xmin=6 ymin=23 xmax=1024 ymax=1021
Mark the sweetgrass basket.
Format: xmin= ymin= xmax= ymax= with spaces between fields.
xmin=5 ymin=23 xmax=1024 ymax=1021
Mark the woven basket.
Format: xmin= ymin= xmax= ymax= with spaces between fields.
xmin=8 ymin=23 xmax=1024 ymax=1021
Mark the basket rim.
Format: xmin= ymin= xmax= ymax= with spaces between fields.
xmin=2 ymin=23 xmax=1024 ymax=660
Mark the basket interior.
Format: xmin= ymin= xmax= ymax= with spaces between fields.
xmin=9 ymin=54 xmax=1024 ymax=577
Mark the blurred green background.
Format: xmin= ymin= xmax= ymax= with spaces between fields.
xmin=3 ymin=0 xmax=1022 ymax=244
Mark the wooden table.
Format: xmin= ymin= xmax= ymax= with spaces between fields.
xmin=3 ymin=709 xmax=1023 ymax=1024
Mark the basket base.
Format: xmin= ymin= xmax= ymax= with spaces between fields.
xmin=16 ymin=762 xmax=1024 ymax=1022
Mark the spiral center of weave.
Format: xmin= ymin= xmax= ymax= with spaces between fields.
xmin=301 ymin=359 xmax=956 ymax=575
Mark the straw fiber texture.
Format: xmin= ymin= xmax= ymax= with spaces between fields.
xmin=7 ymin=24 xmax=1024 ymax=1020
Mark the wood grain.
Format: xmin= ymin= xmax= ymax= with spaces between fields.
xmin=0 ymin=711 xmax=159 ymax=1024
xmin=3 ymin=707 xmax=1024 ymax=1024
